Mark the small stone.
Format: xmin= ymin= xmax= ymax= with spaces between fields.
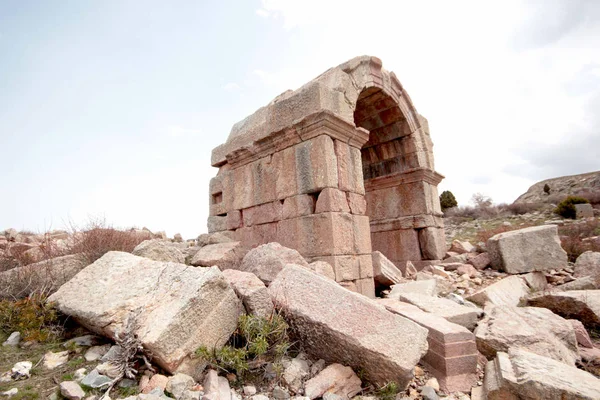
xmin=11 ymin=361 xmax=32 ymax=380
xmin=166 ymin=373 xmax=196 ymax=399
xmin=74 ymin=368 xmax=87 ymax=381
xmin=243 ymin=385 xmax=257 ymax=396
xmin=283 ymin=357 xmax=310 ymax=393
xmin=2 ymin=332 xmax=20 ymax=347
xmin=310 ymin=359 xmax=326 ymax=377
xmin=413 ymin=365 xmax=425 ymax=377
xmin=43 ymin=351 xmax=70 ymax=369
xmin=63 ymin=335 xmax=101 ymax=348
xmin=1 ymin=388 xmax=18 ymax=398
xmin=60 ymin=381 xmax=86 ymax=400
xmin=419 ymin=386 xmax=439 ymax=400
xmin=96 ymin=362 xmax=121 ymax=379
xmin=142 ymin=374 xmax=169 ymax=394
xmin=273 ymin=386 xmax=290 ymax=400
xmin=424 ymin=378 xmax=439 ymax=391
xmin=80 ymin=369 xmax=113 ymax=389
xmin=84 ymin=344 xmax=111 ymax=362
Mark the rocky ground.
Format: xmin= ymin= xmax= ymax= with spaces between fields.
xmin=1 ymin=209 xmax=600 ymax=400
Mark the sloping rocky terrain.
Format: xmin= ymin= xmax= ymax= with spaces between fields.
xmin=1 ymin=208 xmax=600 ymax=400
xmin=514 ymin=171 xmax=600 ymax=204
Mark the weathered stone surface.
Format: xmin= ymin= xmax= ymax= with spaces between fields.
xmin=371 ymin=251 xmax=403 ymax=287
xmin=475 ymin=305 xmax=579 ymax=366
xmin=44 ymin=351 xmax=70 ymax=369
xmin=556 ymin=276 xmax=596 ymax=291
xmin=166 ymin=373 xmax=195 ymax=399
xmin=2 ymin=332 xmax=20 ymax=347
xmin=574 ymin=251 xmax=600 ymax=287
xmin=388 ymin=279 xmax=437 ymax=298
xmin=527 ymin=290 xmax=600 ymax=329
xmin=48 ymin=251 xmax=241 ymax=374
xmin=467 ymin=252 xmax=490 ymax=270
xmin=304 ymin=364 xmax=362 ymax=400
xmin=522 ymin=271 xmax=547 ymax=292
xmin=60 ymin=381 xmax=85 ymax=400
xmin=197 ymin=232 xmax=235 ymax=247
xmin=487 ymin=225 xmax=567 ymax=273
xmin=269 ymin=265 xmax=428 ymax=387
xmin=315 ymin=188 xmax=350 ymax=214
xmin=466 ymin=276 xmax=530 ymax=307
xmin=569 ymin=319 xmax=594 ymax=348
xmin=133 ymin=240 xmax=186 ymax=264
xmin=483 ymin=348 xmax=600 ymax=399
xmin=81 ymin=369 xmax=112 ymax=389
xmin=240 ymin=243 xmax=309 ymax=286
xmin=84 ymin=345 xmax=111 ymax=362
xmin=0 ymin=254 xmax=87 ymax=299
xmin=221 ymin=269 xmax=274 ymax=317
xmin=576 ymin=203 xmax=594 ymax=219
xmin=141 ymin=374 xmax=169 ymax=394
xmin=396 ymin=293 xmax=482 ymax=330
xmin=450 ymin=240 xmax=475 ymax=254
xmin=282 ymin=357 xmax=310 ymax=394
xmin=379 ymin=300 xmax=478 ymax=393
xmin=307 ymin=261 xmax=335 ymax=281
xmin=190 ymin=242 xmax=246 ymax=270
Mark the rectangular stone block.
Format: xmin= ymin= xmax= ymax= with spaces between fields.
xmin=418 ymin=227 xmax=446 ymax=260
xmin=315 ymin=188 xmax=350 ymax=213
xmin=371 ymin=229 xmax=421 ymax=262
xmin=243 ymin=200 xmax=283 ymax=227
xmin=365 ymin=182 xmax=431 ymax=221
xmin=396 ymin=293 xmax=482 ymax=330
xmin=295 ymin=135 xmax=338 ymax=194
xmin=234 ymin=223 xmax=278 ymax=248
xmin=347 ymin=192 xmax=366 ymax=215
xmin=334 ymin=139 xmax=365 ymax=195
xmin=352 ymin=215 xmax=372 ymax=254
xmin=231 ymin=163 xmax=254 ymax=210
xmin=355 ymin=278 xmax=375 ymax=298
xmin=272 ymin=146 xmax=298 ymax=199
xmin=226 ymin=210 xmax=242 ymax=230
xmin=282 ymin=194 xmax=315 ymax=219
xmin=207 ymin=216 xmax=227 ymax=233
xmin=358 ymin=254 xmax=374 ymax=279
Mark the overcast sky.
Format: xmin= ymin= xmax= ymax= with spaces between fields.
xmin=1 ymin=0 xmax=599 ymax=238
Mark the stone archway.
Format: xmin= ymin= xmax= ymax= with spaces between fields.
xmin=207 ymin=56 xmax=445 ymax=297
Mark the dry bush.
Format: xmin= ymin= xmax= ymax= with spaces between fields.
xmin=506 ymin=202 xmax=545 ymax=215
xmin=575 ymin=189 xmax=600 ymax=207
xmin=444 ymin=204 xmax=507 ymax=220
xmin=0 ymin=293 xmax=63 ymax=342
xmin=68 ymin=218 xmax=148 ymax=264
xmin=559 ymin=219 xmax=600 ymax=262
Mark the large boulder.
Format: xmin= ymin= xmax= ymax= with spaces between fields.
xmin=527 ymin=290 xmax=600 ymax=329
xmin=483 ymin=348 xmax=600 ymax=399
xmin=221 ymin=269 xmax=274 ymax=317
xmin=268 ymin=265 xmax=428 ymax=387
xmin=240 ymin=243 xmax=309 ymax=286
xmin=466 ymin=275 xmax=530 ymax=307
xmin=48 ymin=251 xmax=241 ymax=374
xmin=0 ymin=254 xmax=88 ymax=299
xmin=574 ymin=251 xmax=600 ymax=287
xmin=371 ymin=251 xmax=403 ymax=287
xmin=475 ymin=305 xmax=579 ymax=366
xmin=190 ymin=241 xmax=247 ymax=270
xmin=132 ymin=240 xmax=186 ymax=263
xmin=487 ymin=225 xmax=567 ymax=273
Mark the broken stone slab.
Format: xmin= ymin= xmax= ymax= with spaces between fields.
xmin=48 ymin=251 xmax=241 ymax=374
xmin=0 ymin=254 xmax=88 ymax=299
xmin=467 ymin=253 xmax=490 ymax=270
xmin=466 ymin=275 xmax=530 ymax=307
xmin=483 ymin=348 xmax=600 ymax=399
xmin=240 ymin=243 xmax=309 ymax=286
xmin=527 ymin=290 xmax=600 ymax=329
xmin=556 ymin=276 xmax=596 ymax=291
xmin=475 ymin=305 xmax=579 ymax=366
xmin=190 ymin=241 xmax=247 ymax=270
xmin=371 ymin=251 xmax=403 ymax=287
xmin=574 ymin=251 xmax=600 ymax=288
xmin=307 ymin=261 xmax=335 ymax=281
xmin=449 ymin=240 xmax=475 ymax=255
xmin=522 ymin=271 xmax=547 ymax=292
xmin=487 ymin=225 xmax=567 ymax=273
xmin=303 ymin=364 xmax=362 ymax=400
xmin=269 ymin=265 xmax=428 ymax=387
xmin=197 ymin=232 xmax=235 ymax=247
xmin=569 ymin=319 xmax=595 ymax=348
xmin=132 ymin=240 xmax=186 ymax=264
xmin=80 ymin=369 xmax=112 ymax=389
xmin=221 ymin=269 xmax=274 ymax=318
xmin=395 ymin=292 xmax=482 ymax=330
xmin=378 ymin=299 xmax=478 ymax=393
xmin=388 ymin=279 xmax=437 ymax=299
xmin=43 ymin=350 xmax=70 ymax=370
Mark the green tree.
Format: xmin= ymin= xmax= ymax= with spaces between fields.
xmin=543 ymin=183 xmax=551 ymax=194
xmin=554 ymin=196 xmax=589 ymax=219
xmin=439 ymin=190 xmax=458 ymax=211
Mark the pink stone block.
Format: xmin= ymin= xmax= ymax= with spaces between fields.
xmin=295 ymin=135 xmax=338 ymax=194
xmin=334 ymin=139 xmax=364 ymax=195
xmin=347 ymin=192 xmax=367 ymax=215
xmin=226 ymin=210 xmax=242 ymax=230
xmin=243 ymin=201 xmax=283 ymax=227
xmin=234 ymin=223 xmax=278 ymax=249
xmin=315 ymin=188 xmax=350 ymax=213
xmin=352 ymin=215 xmax=372 ymax=254
xmin=207 ymin=216 xmax=227 ymax=233
xmin=418 ymin=227 xmax=446 ymax=260
xmin=355 ymin=278 xmax=375 ymax=298
xmin=272 ymin=146 xmax=298 ymax=199
xmin=282 ymin=194 xmax=315 ymax=219
xmin=371 ymin=229 xmax=421 ymax=262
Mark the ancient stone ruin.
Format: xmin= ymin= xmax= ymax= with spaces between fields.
xmin=208 ymin=56 xmax=445 ymax=296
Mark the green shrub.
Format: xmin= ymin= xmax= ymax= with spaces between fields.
xmin=375 ymin=382 xmax=400 ymax=400
xmin=543 ymin=183 xmax=551 ymax=194
xmin=0 ymin=294 xmax=61 ymax=342
xmin=439 ymin=190 xmax=458 ymax=211
xmin=554 ymin=196 xmax=589 ymax=219
xmin=196 ymin=313 xmax=291 ymax=377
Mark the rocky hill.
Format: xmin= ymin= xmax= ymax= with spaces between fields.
xmin=514 ymin=171 xmax=600 ymax=204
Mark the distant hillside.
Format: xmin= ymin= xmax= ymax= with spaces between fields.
xmin=514 ymin=171 xmax=600 ymax=204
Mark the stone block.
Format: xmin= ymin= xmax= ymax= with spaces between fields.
xmin=466 ymin=276 xmax=530 ymax=307
xmin=269 ymin=265 xmax=428 ymax=387
xmin=372 ymin=251 xmax=403 ymax=287
xmin=355 ymin=278 xmax=376 ymax=298
xmin=282 ymin=194 xmax=315 ymax=219
xmin=190 ymin=242 xmax=247 ymax=271
xmin=365 ymin=182 xmax=430 ymax=221
xmin=239 ymin=242 xmax=309 ymax=286
xmin=221 ymin=269 xmax=274 ymax=318
xmin=371 ymin=229 xmax=421 ymax=263
xmin=487 ymin=225 xmax=567 ymax=273
xmin=388 ymin=279 xmax=437 ymax=298
xmin=295 ymin=135 xmax=338 ymax=194
xmin=522 ymin=271 xmax=547 ymax=292
xmin=315 ymin=188 xmax=350 ymax=213
xmin=334 ymin=139 xmax=364 ymax=195
xmin=527 ymin=290 xmax=600 ymax=329
xmin=234 ymin=223 xmax=278 ymax=249
xmin=226 ymin=210 xmax=242 ymax=230
xmin=272 ymin=146 xmax=298 ymax=199
xmin=352 ymin=215 xmax=372 ymax=254
xmin=418 ymin=227 xmax=446 ymax=260
xmin=397 ymin=292 xmax=482 ymax=330
xmin=207 ymin=216 xmax=227 ymax=233
xmin=575 ymin=203 xmax=594 ymax=219
xmin=243 ymin=201 xmax=284 ymax=227
xmin=379 ymin=299 xmax=478 ymax=393
xmin=347 ymin=192 xmax=367 ymax=215
xmin=574 ymin=251 xmax=600 ymax=287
